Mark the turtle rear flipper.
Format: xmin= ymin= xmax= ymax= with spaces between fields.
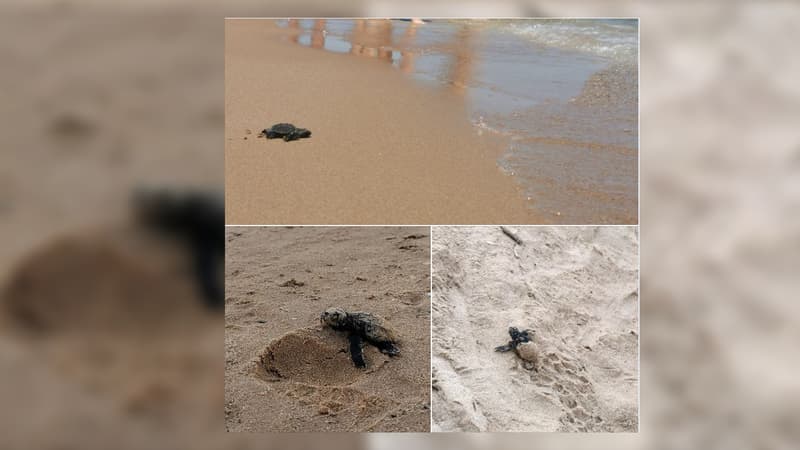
xmin=494 ymin=343 xmax=513 ymax=352
xmin=377 ymin=341 xmax=400 ymax=357
xmin=285 ymin=129 xmax=310 ymax=141
xmin=348 ymin=333 xmax=366 ymax=368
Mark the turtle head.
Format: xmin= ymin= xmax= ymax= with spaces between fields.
xmin=320 ymin=307 xmax=348 ymax=327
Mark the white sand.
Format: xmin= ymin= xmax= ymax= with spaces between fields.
xmin=432 ymin=226 xmax=638 ymax=432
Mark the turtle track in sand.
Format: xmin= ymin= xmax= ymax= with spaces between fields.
xmin=529 ymin=348 xmax=603 ymax=431
xmin=431 ymin=226 xmax=638 ymax=432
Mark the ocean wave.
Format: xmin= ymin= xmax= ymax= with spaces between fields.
xmin=505 ymin=19 xmax=638 ymax=64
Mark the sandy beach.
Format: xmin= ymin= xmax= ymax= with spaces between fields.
xmin=431 ymin=226 xmax=638 ymax=432
xmin=224 ymin=226 xmax=431 ymax=432
xmin=1 ymin=0 xmax=798 ymax=448
xmin=225 ymin=20 xmax=537 ymax=225
xmin=226 ymin=19 xmax=638 ymax=225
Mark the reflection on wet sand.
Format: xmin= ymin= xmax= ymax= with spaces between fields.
xmin=311 ymin=19 xmax=326 ymax=49
xmin=447 ymin=25 xmax=476 ymax=95
xmin=398 ymin=21 xmax=420 ymax=74
xmin=287 ymin=18 xmax=299 ymax=44
xmin=349 ymin=19 xmax=393 ymax=61
xmin=289 ymin=19 xmax=476 ymax=95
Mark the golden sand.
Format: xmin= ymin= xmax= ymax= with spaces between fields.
xmin=225 ymin=20 xmax=539 ymax=225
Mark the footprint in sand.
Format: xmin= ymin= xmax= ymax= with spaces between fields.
xmin=532 ymin=350 xmax=606 ymax=432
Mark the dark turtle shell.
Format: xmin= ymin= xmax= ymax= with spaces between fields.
xmin=269 ymin=123 xmax=296 ymax=135
xmin=260 ymin=123 xmax=312 ymax=141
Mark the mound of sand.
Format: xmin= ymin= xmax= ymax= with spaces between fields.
xmin=432 ymin=226 xmax=638 ymax=432
xmin=258 ymin=327 xmax=392 ymax=386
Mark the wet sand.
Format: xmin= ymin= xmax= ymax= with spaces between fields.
xmin=224 ymin=227 xmax=430 ymax=432
xmin=279 ymin=19 xmax=639 ymax=225
xmin=225 ymin=20 xmax=538 ymax=225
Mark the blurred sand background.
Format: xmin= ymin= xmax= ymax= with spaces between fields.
xmin=225 ymin=226 xmax=430 ymax=432
xmin=0 ymin=0 xmax=797 ymax=448
xmin=432 ymin=226 xmax=638 ymax=432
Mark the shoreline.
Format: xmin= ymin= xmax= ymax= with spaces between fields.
xmin=278 ymin=19 xmax=638 ymax=225
xmin=225 ymin=20 xmax=542 ymax=225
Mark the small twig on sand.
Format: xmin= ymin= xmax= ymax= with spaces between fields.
xmin=500 ymin=226 xmax=523 ymax=246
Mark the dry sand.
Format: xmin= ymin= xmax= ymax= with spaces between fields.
xmin=225 ymin=20 xmax=538 ymax=225
xmin=431 ymin=226 xmax=638 ymax=432
xmin=0 ymin=224 xmax=225 ymax=448
xmin=0 ymin=5 xmax=287 ymax=449
xmin=224 ymin=226 xmax=431 ymax=432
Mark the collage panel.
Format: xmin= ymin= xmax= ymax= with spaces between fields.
xmin=431 ymin=226 xmax=639 ymax=432
xmin=225 ymin=18 xmax=638 ymax=225
xmin=224 ymin=226 xmax=431 ymax=432
xmin=223 ymin=16 xmax=640 ymax=435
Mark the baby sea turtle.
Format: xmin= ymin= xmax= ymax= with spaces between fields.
xmin=495 ymin=326 xmax=539 ymax=371
xmin=320 ymin=307 xmax=400 ymax=368
xmin=258 ymin=123 xmax=311 ymax=142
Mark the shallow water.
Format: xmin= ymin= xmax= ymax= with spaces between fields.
xmin=280 ymin=19 xmax=638 ymax=224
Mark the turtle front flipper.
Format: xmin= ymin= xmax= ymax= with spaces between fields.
xmin=494 ymin=343 xmax=513 ymax=352
xmin=376 ymin=341 xmax=400 ymax=357
xmin=348 ymin=333 xmax=366 ymax=368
